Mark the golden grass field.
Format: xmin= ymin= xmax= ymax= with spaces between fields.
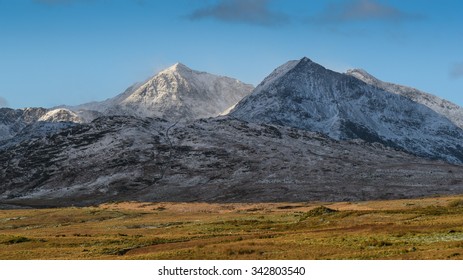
xmin=2 ymin=195 xmax=463 ymax=260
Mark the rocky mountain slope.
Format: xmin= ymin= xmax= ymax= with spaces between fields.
xmin=1 ymin=58 xmax=463 ymax=208
xmin=0 ymin=107 xmax=101 ymax=142
xmin=0 ymin=107 xmax=47 ymax=141
xmin=230 ymin=58 xmax=463 ymax=164
xmin=77 ymin=63 xmax=254 ymax=121
xmin=1 ymin=116 xmax=462 ymax=207
xmin=346 ymin=68 xmax=463 ymax=129
xmin=1 ymin=63 xmax=252 ymax=141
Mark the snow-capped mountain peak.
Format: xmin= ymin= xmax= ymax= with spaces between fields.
xmin=161 ymin=62 xmax=195 ymax=74
xmin=76 ymin=63 xmax=254 ymax=121
xmin=2 ymin=57 xmax=463 ymax=207
xmin=231 ymin=57 xmax=463 ymax=164
xmin=253 ymin=58 xmax=316 ymax=92
xmin=38 ymin=108 xmax=84 ymax=123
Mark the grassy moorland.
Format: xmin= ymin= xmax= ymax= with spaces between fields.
xmin=2 ymin=195 xmax=463 ymax=259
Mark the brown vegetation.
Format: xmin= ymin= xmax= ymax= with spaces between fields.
xmin=2 ymin=195 xmax=463 ymax=259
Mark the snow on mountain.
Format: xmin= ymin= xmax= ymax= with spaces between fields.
xmin=1 ymin=116 xmax=462 ymax=207
xmin=230 ymin=57 xmax=463 ymax=164
xmin=346 ymin=69 xmax=463 ymax=129
xmin=72 ymin=82 xmax=143 ymax=113
xmin=38 ymin=107 xmax=103 ymax=124
xmin=38 ymin=108 xmax=84 ymax=123
xmin=2 ymin=58 xmax=463 ymax=207
xmin=0 ymin=106 xmax=103 ymax=143
xmin=0 ymin=107 xmax=47 ymax=141
xmin=1 ymin=63 xmax=251 ymax=143
xmin=78 ymin=63 xmax=254 ymax=121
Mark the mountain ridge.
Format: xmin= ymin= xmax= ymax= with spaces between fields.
xmin=0 ymin=63 xmax=254 ymax=140
xmin=75 ymin=62 xmax=254 ymax=121
xmin=230 ymin=57 xmax=463 ymax=164
xmin=346 ymin=68 xmax=463 ymax=129
xmin=1 ymin=57 xmax=463 ymax=207
xmin=1 ymin=115 xmax=462 ymax=207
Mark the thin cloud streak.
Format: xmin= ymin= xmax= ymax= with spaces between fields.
xmin=188 ymin=0 xmax=289 ymax=27
xmin=450 ymin=63 xmax=463 ymax=79
xmin=34 ymin=0 xmax=147 ymax=6
xmin=314 ymin=0 xmax=423 ymax=23
xmin=0 ymin=97 xmax=8 ymax=108
xmin=34 ymin=0 xmax=83 ymax=4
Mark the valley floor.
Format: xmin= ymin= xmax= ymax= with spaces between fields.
xmin=2 ymin=195 xmax=463 ymax=260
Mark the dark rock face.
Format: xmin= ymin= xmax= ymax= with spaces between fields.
xmin=231 ymin=58 xmax=463 ymax=164
xmin=0 ymin=107 xmax=48 ymax=141
xmin=1 ymin=116 xmax=462 ymax=207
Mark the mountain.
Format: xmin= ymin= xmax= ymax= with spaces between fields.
xmin=1 ymin=58 xmax=463 ymax=208
xmin=38 ymin=108 xmax=84 ymax=123
xmin=230 ymin=57 xmax=463 ymax=164
xmin=0 ymin=63 xmax=251 ymax=141
xmin=0 ymin=107 xmax=101 ymax=142
xmin=346 ymin=69 xmax=463 ymax=129
xmin=77 ymin=63 xmax=254 ymax=121
xmin=0 ymin=107 xmax=47 ymax=141
xmin=1 ymin=116 xmax=462 ymax=207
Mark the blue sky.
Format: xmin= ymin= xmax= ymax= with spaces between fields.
xmin=0 ymin=0 xmax=462 ymax=108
